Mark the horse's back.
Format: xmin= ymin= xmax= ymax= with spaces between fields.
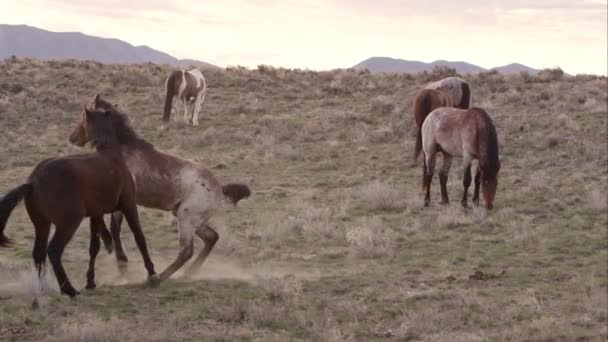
xmin=425 ymin=77 xmax=470 ymax=109
xmin=422 ymin=107 xmax=477 ymax=157
xmin=28 ymin=153 xmax=127 ymax=219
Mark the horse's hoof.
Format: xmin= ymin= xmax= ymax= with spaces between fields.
xmin=63 ymin=288 xmax=80 ymax=297
xmin=147 ymin=274 xmax=161 ymax=287
xmin=440 ymin=201 xmax=450 ymax=206
xmin=86 ymin=282 xmax=96 ymax=290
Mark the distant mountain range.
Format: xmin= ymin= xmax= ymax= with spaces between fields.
xmin=0 ymin=24 xmax=217 ymax=68
xmin=353 ymin=57 xmax=539 ymax=75
xmin=1 ymin=24 xmax=541 ymax=74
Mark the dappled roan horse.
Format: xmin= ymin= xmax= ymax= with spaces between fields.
xmin=163 ymin=68 xmax=207 ymax=128
xmin=424 ymin=76 xmax=471 ymax=110
xmin=0 ymin=107 xmax=159 ymax=297
xmin=419 ymin=107 xmax=501 ymax=209
xmin=70 ymin=95 xmax=250 ymax=281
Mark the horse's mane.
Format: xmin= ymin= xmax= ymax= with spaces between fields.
xmin=93 ymin=98 xmax=154 ymax=149
xmin=472 ymin=107 xmax=499 ymax=179
xmin=110 ymin=111 xmax=154 ymax=149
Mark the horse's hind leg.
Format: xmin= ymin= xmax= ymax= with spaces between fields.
xmin=47 ymin=217 xmax=82 ymax=297
xmin=110 ymin=212 xmax=129 ymax=274
xmin=86 ymin=216 xmax=105 ymax=289
xmin=160 ymin=211 xmax=198 ymax=281
xmin=185 ymin=224 xmax=218 ymax=275
xmin=472 ymin=167 xmax=481 ymax=206
xmin=25 ymin=200 xmax=50 ymax=279
xmin=119 ymin=203 xmax=158 ymax=283
xmin=424 ymin=152 xmax=437 ymax=207
xmin=439 ymin=153 xmax=452 ymax=205
xmin=98 ymin=217 xmax=113 ymax=254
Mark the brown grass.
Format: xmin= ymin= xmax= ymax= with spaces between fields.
xmin=0 ymin=58 xmax=606 ymax=341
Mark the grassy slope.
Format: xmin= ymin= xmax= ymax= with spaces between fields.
xmin=0 ymin=59 xmax=606 ymax=341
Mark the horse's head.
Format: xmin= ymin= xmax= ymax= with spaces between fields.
xmin=71 ymin=107 xmax=113 ymax=147
xmin=480 ymin=160 xmax=501 ymax=210
xmin=70 ymin=94 xmax=117 ymax=146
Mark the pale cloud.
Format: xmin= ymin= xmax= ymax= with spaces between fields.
xmin=0 ymin=0 xmax=605 ymax=74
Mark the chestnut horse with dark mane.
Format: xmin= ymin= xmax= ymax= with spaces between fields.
xmin=0 ymin=107 xmax=159 ymax=297
xmin=412 ymin=88 xmax=454 ymax=161
xmin=163 ymin=68 xmax=207 ymax=128
xmin=419 ymin=107 xmax=501 ymax=209
xmin=71 ymin=95 xmax=250 ymax=281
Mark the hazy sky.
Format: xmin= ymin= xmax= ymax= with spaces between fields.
xmin=1 ymin=0 xmax=606 ymax=74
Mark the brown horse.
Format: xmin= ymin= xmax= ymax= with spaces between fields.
xmin=424 ymin=76 xmax=471 ymax=109
xmin=70 ymin=95 xmax=250 ymax=282
xmin=163 ymin=68 xmax=207 ymax=128
xmin=413 ymin=88 xmax=454 ymax=161
xmin=0 ymin=107 xmax=159 ymax=297
xmin=420 ymin=107 xmax=500 ymax=209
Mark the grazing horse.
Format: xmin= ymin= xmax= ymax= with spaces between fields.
xmin=163 ymin=68 xmax=207 ymax=128
xmin=424 ymin=76 xmax=471 ymax=110
xmin=420 ymin=107 xmax=501 ymax=209
xmin=70 ymin=95 xmax=250 ymax=281
xmin=0 ymin=107 xmax=159 ymax=297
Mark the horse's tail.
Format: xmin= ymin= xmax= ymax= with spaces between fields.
xmin=413 ymin=91 xmax=433 ymax=161
xmin=0 ymin=184 xmax=33 ymax=247
xmin=222 ymin=183 xmax=251 ymax=206
xmin=459 ymin=82 xmax=471 ymax=109
xmin=163 ymin=70 xmax=181 ymax=125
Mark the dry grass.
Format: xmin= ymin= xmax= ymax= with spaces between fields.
xmin=0 ymin=58 xmax=606 ymax=341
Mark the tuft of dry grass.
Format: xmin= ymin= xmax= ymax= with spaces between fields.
xmin=358 ymin=180 xmax=402 ymax=211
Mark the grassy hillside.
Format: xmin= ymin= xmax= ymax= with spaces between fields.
xmin=0 ymin=58 xmax=606 ymax=341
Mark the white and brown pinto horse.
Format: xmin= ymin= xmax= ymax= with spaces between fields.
xmin=424 ymin=76 xmax=471 ymax=110
xmin=419 ymin=107 xmax=500 ymax=209
xmin=163 ymin=68 xmax=207 ymax=128
xmin=71 ymin=95 xmax=250 ymax=281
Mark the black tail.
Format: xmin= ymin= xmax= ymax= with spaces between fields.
xmin=163 ymin=70 xmax=181 ymax=125
xmin=0 ymin=184 xmax=32 ymax=246
xmin=414 ymin=94 xmax=433 ymax=161
xmin=222 ymin=183 xmax=251 ymax=205
xmin=459 ymin=82 xmax=471 ymax=109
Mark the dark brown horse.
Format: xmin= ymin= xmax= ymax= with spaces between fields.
xmin=420 ymin=107 xmax=500 ymax=209
xmin=0 ymin=107 xmax=159 ymax=297
xmin=71 ymin=95 xmax=250 ymax=282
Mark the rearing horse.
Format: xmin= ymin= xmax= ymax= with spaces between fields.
xmin=71 ymin=95 xmax=250 ymax=282
xmin=420 ymin=107 xmax=501 ymax=209
xmin=163 ymin=68 xmax=207 ymax=128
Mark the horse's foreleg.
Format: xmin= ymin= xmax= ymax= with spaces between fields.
xmin=110 ymin=211 xmax=129 ymax=274
xmin=98 ymin=217 xmax=113 ymax=254
xmin=439 ymin=153 xmax=452 ymax=205
xmin=182 ymin=99 xmax=190 ymax=123
xmin=462 ymin=165 xmax=472 ymax=208
xmin=120 ymin=203 xmax=158 ymax=284
xmin=159 ymin=218 xmax=195 ymax=281
xmin=460 ymin=155 xmax=473 ymax=208
xmin=472 ymin=168 xmax=481 ymax=206
xmin=192 ymin=91 xmax=205 ymax=126
xmin=86 ymin=216 xmax=104 ymax=289
xmin=184 ymin=224 xmax=218 ymax=276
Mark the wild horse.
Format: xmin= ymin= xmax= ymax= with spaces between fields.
xmin=0 ymin=107 xmax=159 ymax=297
